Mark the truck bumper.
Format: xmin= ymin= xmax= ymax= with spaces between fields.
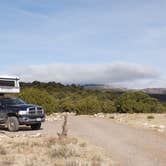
xmin=18 ymin=115 xmax=45 ymax=125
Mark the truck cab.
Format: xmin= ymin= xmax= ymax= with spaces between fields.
xmin=0 ymin=97 xmax=45 ymax=131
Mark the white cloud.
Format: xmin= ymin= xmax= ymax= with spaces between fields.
xmin=8 ymin=62 xmax=159 ymax=88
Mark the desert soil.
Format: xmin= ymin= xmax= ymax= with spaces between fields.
xmin=103 ymin=113 xmax=166 ymax=133
xmin=1 ymin=114 xmax=166 ymax=166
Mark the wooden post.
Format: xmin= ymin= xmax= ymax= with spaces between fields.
xmin=57 ymin=114 xmax=68 ymax=139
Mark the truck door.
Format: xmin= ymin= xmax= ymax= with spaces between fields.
xmin=0 ymin=102 xmax=6 ymax=122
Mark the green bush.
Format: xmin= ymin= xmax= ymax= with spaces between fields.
xmin=101 ymin=100 xmax=117 ymax=113
xmin=75 ymin=96 xmax=102 ymax=115
xmin=59 ymin=98 xmax=75 ymax=112
xmin=116 ymin=91 xmax=165 ymax=113
xmin=17 ymin=88 xmax=59 ymax=114
xmin=17 ymin=82 xmax=166 ymax=115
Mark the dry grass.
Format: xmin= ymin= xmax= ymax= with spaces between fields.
xmin=0 ymin=134 xmax=112 ymax=166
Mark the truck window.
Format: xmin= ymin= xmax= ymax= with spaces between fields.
xmin=1 ymin=98 xmax=25 ymax=105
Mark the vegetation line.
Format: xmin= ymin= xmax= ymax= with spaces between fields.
xmin=12 ymin=81 xmax=166 ymax=115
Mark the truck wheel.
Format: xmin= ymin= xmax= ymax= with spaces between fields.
xmin=7 ymin=116 xmax=19 ymax=132
xmin=31 ymin=123 xmax=41 ymax=130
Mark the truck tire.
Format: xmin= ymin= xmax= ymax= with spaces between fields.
xmin=31 ymin=123 xmax=41 ymax=130
xmin=7 ymin=116 xmax=19 ymax=132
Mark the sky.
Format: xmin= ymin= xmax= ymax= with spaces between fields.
xmin=0 ymin=0 xmax=166 ymax=88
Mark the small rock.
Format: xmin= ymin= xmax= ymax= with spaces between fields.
xmin=94 ymin=114 xmax=97 ymax=117
xmin=150 ymin=124 xmax=157 ymax=128
xmin=31 ymin=133 xmax=42 ymax=138
xmin=45 ymin=118 xmax=50 ymax=121
xmin=56 ymin=115 xmax=61 ymax=119
xmin=96 ymin=113 xmax=105 ymax=118
xmin=143 ymin=123 xmax=148 ymax=126
xmin=98 ymin=115 xmax=105 ymax=118
xmin=159 ymin=125 xmax=165 ymax=129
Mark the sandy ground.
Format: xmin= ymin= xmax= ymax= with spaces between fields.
xmin=94 ymin=113 xmax=166 ymax=134
xmin=0 ymin=114 xmax=166 ymax=166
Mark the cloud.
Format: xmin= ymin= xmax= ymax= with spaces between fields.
xmin=8 ymin=62 xmax=159 ymax=88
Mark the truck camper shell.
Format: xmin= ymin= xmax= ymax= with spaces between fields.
xmin=0 ymin=76 xmax=20 ymax=94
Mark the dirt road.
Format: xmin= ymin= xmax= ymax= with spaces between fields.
xmin=68 ymin=116 xmax=166 ymax=166
xmin=4 ymin=115 xmax=166 ymax=166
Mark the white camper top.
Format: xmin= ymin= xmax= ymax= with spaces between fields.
xmin=0 ymin=75 xmax=19 ymax=79
xmin=0 ymin=75 xmax=20 ymax=94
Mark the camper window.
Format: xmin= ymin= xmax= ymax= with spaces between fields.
xmin=0 ymin=80 xmax=15 ymax=87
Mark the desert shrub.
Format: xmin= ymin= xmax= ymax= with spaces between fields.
xmin=75 ymin=96 xmax=102 ymax=115
xmin=116 ymin=91 xmax=165 ymax=113
xmin=16 ymin=82 xmax=166 ymax=114
xmin=49 ymin=145 xmax=77 ymax=159
xmin=147 ymin=115 xmax=155 ymax=119
xmin=59 ymin=98 xmax=75 ymax=112
xmin=101 ymin=100 xmax=117 ymax=113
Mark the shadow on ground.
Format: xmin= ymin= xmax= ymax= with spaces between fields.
xmin=0 ymin=124 xmax=43 ymax=132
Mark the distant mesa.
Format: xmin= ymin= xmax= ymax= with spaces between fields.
xmin=83 ymin=84 xmax=166 ymax=102
xmin=84 ymin=84 xmax=128 ymax=92
xmin=84 ymin=84 xmax=166 ymax=94
xmin=142 ymin=88 xmax=166 ymax=94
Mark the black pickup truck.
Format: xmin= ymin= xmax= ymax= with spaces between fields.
xmin=0 ymin=97 xmax=45 ymax=131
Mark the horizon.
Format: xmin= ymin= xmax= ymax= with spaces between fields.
xmin=0 ymin=0 xmax=166 ymax=89
xmin=20 ymin=81 xmax=166 ymax=90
